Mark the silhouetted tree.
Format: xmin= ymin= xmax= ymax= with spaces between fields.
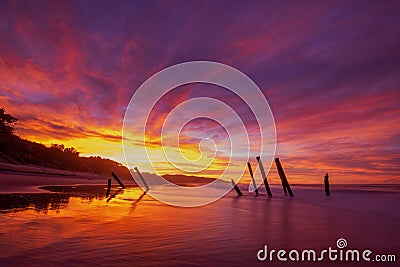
xmin=50 ymin=143 xmax=65 ymax=151
xmin=0 ymin=108 xmax=132 ymax=179
xmin=64 ymin=147 xmax=79 ymax=156
xmin=0 ymin=108 xmax=18 ymax=136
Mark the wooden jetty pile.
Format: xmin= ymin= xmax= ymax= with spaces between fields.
xmin=105 ymin=159 xmax=331 ymax=200
xmin=232 ymin=157 xmax=331 ymax=197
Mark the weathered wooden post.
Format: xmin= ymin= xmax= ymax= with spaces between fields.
xmin=280 ymin=177 xmax=288 ymax=194
xmin=256 ymin=156 xmax=272 ymax=197
xmin=324 ymin=173 xmax=330 ymax=196
xmin=134 ymin=167 xmax=150 ymax=192
xmin=106 ymin=178 xmax=111 ymax=197
xmin=111 ymin=172 xmax=126 ymax=188
xmin=274 ymin=158 xmax=294 ymax=197
xmin=231 ymin=179 xmax=243 ymax=196
xmin=247 ymin=162 xmax=259 ymax=195
xmin=277 ymin=169 xmax=288 ymax=194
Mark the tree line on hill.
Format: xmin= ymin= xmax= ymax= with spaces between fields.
xmin=0 ymin=108 xmax=130 ymax=179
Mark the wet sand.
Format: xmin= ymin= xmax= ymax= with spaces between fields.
xmin=0 ymin=173 xmax=398 ymax=266
xmin=0 ymin=171 xmax=112 ymax=193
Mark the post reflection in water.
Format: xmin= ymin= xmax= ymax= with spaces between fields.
xmin=0 ymin=185 xmax=399 ymax=267
xmin=0 ymin=185 xmax=146 ymax=214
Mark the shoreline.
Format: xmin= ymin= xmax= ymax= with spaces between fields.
xmin=0 ymin=184 xmax=398 ymax=266
xmin=1 ymin=163 xmax=399 ymax=195
xmin=0 ymin=162 xmax=109 ymax=194
xmin=0 ymin=162 xmax=101 ymax=178
xmin=0 ymin=171 xmax=107 ymax=194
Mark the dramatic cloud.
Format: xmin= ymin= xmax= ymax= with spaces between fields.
xmin=0 ymin=1 xmax=399 ymax=183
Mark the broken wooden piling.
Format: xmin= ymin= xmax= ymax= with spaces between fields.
xmin=256 ymin=156 xmax=272 ymax=197
xmin=106 ymin=178 xmax=111 ymax=197
xmin=247 ymin=162 xmax=259 ymax=195
xmin=134 ymin=167 xmax=149 ymax=192
xmin=324 ymin=173 xmax=330 ymax=196
xmin=111 ymin=172 xmax=126 ymax=188
xmin=280 ymin=175 xmax=288 ymax=194
xmin=231 ymin=179 xmax=243 ymax=196
xmin=275 ymin=161 xmax=287 ymax=194
xmin=274 ymin=158 xmax=294 ymax=197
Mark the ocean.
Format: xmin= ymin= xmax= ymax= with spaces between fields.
xmin=0 ymin=184 xmax=398 ymax=266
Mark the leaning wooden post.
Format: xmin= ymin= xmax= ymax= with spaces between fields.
xmin=274 ymin=158 xmax=294 ymax=197
xmin=324 ymin=173 xmax=330 ymax=196
xmin=106 ymin=178 xmax=111 ymax=197
xmin=278 ymin=171 xmax=288 ymax=194
xmin=274 ymin=159 xmax=287 ymax=194
xmin=231 ymin=179 xmax=243 ymax=196
xmin=256 ymin=156 xmax=272 ymax=197
xmin=247 ymin=162 xmax=259 ymax=195
xmin=134 ymin=167 xmax=150 ymax=192
xmin=111 ymin=172 xmax=126 ymax=188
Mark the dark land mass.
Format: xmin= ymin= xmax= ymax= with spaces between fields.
xmin=162 ymin=174 xmax=216 ymax=185
xmin=0 ymin=108 xmax=213 ymax=186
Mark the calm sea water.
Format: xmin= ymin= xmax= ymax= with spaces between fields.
xmin=0 ymin=184 xmax=399 ymax=266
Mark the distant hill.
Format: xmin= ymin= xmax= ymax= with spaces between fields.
xmin=0 ymin=108 xmax=130 ymax=179
xmin=0 ymin=134 xmax=132 ymax=179
xmin=163 ymin=174 xmax=216 ymax=185
xmin=0 ymin=108 xmax=214 ymax=185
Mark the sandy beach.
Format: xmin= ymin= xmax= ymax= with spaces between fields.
xmin=1 ymin=0 xmax=399 ymax=266
xmin=0 ymin=171 xmax=105 ymax=193
xmin=0 ymin=172 xmax=398 ymax=266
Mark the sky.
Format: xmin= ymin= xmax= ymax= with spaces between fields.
xmin=0 ymin=0 xmax=399 ymax=184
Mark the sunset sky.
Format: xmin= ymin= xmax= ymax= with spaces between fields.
xmin=0 ymin=1 xmax=399 ymax=184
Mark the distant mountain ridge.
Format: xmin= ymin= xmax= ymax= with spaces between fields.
xmin=162 ymin=174 xmax=216 ymax=185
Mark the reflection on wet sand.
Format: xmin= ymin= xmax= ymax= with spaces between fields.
xmin=0 ymin=185 xmax=141 ymax=214
xmin=0 ymin=185 xmax=398 ymax=267
xmin=130 ymin=191 xmax=147 ymax=214
xmin=0 ymin=193 xmax=70 ymax=213
xmin=40 ymin=185 xmax=110 ymax=198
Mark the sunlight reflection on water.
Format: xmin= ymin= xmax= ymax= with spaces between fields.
xmin=0 ymin=185 xmax=399 ymax=266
